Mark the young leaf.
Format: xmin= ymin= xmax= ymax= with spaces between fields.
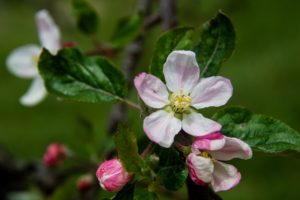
xmin=193 ymin=11 xmax=236 ymax=77
xmin=111 ymin=14 xmax=144 ymax=47
xmin=114 ymin=126 xmax=146 ymax=175
xmin=72 ymin=0 xmax=99 ymax=35
xmin=150 ymin=27 xmax=194 ymax=81
xmin=157 ymin=147 xmax=188 ymax=191
xmin=38 ymin=48 xmax=127 ymax=103
xmin=112 ymin=184 xmax=135 ymax=200
xmin=213 ymin=107 xmax=300 ymax=157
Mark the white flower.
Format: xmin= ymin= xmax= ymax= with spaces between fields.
xmin=134 ymin=50 xmax=233 ymax=147
xmin=187 ymin=132 xmax=252 ymax=192
xmin=6 ymin=10 xmax=61 ymax=106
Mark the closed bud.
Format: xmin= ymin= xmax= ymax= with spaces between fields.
xmin=77 ymin=174 xmax=94 ymax=192
xmin=95 ymin=159 xmax=132 ymax=192
xmin=43 ymin=143 xmax=68 ymax=167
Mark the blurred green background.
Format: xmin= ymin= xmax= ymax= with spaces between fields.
xmin=1 ymin=0 xmax=300 ymax=199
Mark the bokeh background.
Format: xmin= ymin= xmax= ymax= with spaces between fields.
xmin=1 ymin=0 xmax=300 ymax=199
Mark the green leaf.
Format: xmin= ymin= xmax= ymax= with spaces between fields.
xmin=213 ymin=107 xmax=300 ymax=157
xmin=150 ymin=27 xmax=194 ymax=81
xmin=193 ymin=11 xmax=236 ymax=77
xmin=112 ymin=184 xmax=135 ymax=200
xmin=114 ymin=126 xmax=146 ymax=175
xmin=157 ymin=147 xmax=188 ymax=191
xmin=38 ymin=48 xmax=127 ymax=103
xmin=72 ymin=0 xmax=99 ymax=35
xmin=111 ymin=14 xmax=144 ymax=47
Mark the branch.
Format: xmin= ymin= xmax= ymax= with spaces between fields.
xmin=107 ymin=0 xmax=160 ymax=134
xmin=160 ymin=0 xmax=177 ymax=30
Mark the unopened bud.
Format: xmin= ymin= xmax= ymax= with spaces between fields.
xmin=43 ymin=143 xmax=68 ymax=167
xmin=95 ymin=159 xmax=132 ymax=192
xmin=77 ymin=174 xmax=94 ymax=192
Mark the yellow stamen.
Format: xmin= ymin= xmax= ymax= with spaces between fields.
xmin=32 ymin=55 xmax=40 ymax=67
xmin=170 ymin=92 xmax=192 ymax=113
xmin=199 ymin=151 xmax=212 ymax=159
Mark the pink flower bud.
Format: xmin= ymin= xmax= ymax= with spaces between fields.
xmin=43 ymin=143 xmax=67 ymax=167
xmin=77 ymin=174 xmax=93 ymax=192
xmin=96 ymin=159 xmax=132 ymax=192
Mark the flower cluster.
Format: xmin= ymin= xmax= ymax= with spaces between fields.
xmin=6 ymin=10 xmax=61 ymax=106
xmin=93 ymin=50 xmax=252 ymax=193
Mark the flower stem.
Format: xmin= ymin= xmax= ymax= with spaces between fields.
xmin=141 ymin=142 xmax=155 ymax=158
xmin=174 ymin=141 xmax=191 ymax=156
xmin=122 ymin=99 xmax=142 ymax=111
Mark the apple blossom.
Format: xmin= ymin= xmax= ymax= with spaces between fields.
xmin=96 ymin=158 xmax=132 ymax=192
xmin=134 ymin=50 xmax=233 ymax=147
xmin=43 ymin=143 xmax=68 ymax=167
xmin=6 ymin=9 xmax=61 ymax=106
xmin=187 ymin=132 xmax=252 ymax=192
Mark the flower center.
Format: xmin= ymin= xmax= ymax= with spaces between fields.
xmin=170 ymin=93 xmax=192 ymax=113
xmin=32 ymin=55 xmax=40 ymax=67
xmin=198 ymin=151 xmax=212 ymax=159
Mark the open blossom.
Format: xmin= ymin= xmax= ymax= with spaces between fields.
xmin=43 ymin=143 xmax=68 ymax=167
xmin=96 ymin=159 xmax=132 ymax=192
xmin=187 ymin=132 xmax=252 ymax=192
xmin=6 ymin=10 xmax=61 ymax=106
xmin=134 ymin=50 xmax=233 ymax=147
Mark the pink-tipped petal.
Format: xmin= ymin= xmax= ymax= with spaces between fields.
xmin=163 ymin=51 xmax=200 ymax=94
xmin=210 ymin=136 xmax=253 ymax=161
xmin=36 ymin=9 xmax=61 ymax=54
xmin=134 ymin=72 xmax=169 ymax=108
xmin=190 ymin=76 xmax=233 ymax=109
xmin=20 ymin=76 xmax=47 ymax=106
xmin=187 ymin=153 xmax=214 ymax=185
xmin=182 ymin=112 xmax=221 ymax=137
xmin=192 ymin=132 xmax=225 ymax=151
xmin=144 ymin=110 xmax=181 ymax=148
xmin=6 ymin=45 xmax=41 ymax=78
xmin=211 ymin=161 xmax=241 ymax=192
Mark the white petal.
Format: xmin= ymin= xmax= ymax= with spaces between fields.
xmin=163 ymin=51 xmax=199 ymax=94
xmin=182 ymin=112 xmax=221 ymax=137
xmin=20 ymin=76 xmax=47 ymax=106
xmin=191 ymin=76 xmax=233 ymax=109
xmin=187 ymin=153 xmax=214 ymax=184
xmin=143 ymin=110 xmax=181 ymax=148
xmin=36 ymin=9 xmax=61 ymax=54
xmin=211 ymin=161 xmax=241 ymax=192
xmin=6 ymin=45 xmax=41 ymax=78
xmin=210 ymin=136 xmax=253 ymax=161
xmin=192 ymin=132 xmax=225 ymax=151
xmin=134 ymin=73 xmax=169 ymax=108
